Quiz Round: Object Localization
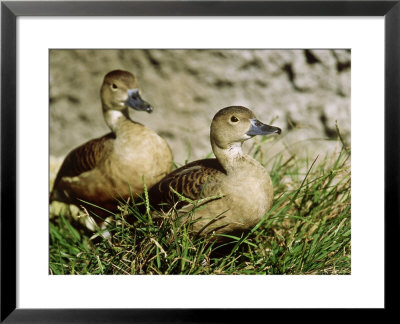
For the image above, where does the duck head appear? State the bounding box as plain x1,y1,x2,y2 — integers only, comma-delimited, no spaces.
101,70,153,113
210,106,281,150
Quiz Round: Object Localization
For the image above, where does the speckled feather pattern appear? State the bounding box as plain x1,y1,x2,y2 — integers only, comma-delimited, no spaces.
52,133,115,189
148,159,226,210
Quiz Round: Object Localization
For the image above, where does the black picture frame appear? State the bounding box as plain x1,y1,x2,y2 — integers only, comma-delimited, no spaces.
1,0,399,322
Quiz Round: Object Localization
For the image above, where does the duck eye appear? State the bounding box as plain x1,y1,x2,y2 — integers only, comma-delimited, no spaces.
230,116,239,123
111,83,118,90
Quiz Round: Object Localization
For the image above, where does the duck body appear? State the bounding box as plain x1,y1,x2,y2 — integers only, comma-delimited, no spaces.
52,122,172,212
149,155,273,235
148,106,280,237
50,70,173,221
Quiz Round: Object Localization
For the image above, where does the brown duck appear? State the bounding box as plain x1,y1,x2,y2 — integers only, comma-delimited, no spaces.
147,106,281,237
50,70,173,224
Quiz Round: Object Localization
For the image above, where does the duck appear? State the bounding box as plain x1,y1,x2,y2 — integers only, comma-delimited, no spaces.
50,70,173,226
147,106,281,238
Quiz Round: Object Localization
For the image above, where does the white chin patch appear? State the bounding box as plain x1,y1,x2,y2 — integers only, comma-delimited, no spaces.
227,143,243,157
106,110,124,124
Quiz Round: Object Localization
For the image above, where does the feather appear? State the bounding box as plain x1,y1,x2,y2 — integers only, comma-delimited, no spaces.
148,159,225,210
51,133,115,193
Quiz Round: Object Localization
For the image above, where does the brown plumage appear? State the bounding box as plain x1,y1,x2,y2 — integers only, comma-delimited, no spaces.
50,70,173,224
52,133,114,184
148,159,225,210
147,106,281,237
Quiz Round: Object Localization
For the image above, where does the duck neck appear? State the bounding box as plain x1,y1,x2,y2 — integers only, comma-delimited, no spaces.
103,108,133,135
211,141,249,175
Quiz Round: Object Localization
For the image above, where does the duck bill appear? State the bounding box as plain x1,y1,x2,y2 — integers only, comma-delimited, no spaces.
126,89,153,113
246,119,281,136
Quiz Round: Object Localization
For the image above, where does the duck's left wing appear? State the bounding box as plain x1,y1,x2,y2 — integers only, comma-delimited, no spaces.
147,159,225,211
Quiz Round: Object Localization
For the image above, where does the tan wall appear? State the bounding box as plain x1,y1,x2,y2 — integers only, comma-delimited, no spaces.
50,49,350,166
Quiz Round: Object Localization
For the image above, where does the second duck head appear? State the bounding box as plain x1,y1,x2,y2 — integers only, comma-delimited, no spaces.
210,106,281,151
101,70,153,114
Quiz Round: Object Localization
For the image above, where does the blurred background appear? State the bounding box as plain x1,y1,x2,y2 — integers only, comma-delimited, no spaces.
49,49,350,175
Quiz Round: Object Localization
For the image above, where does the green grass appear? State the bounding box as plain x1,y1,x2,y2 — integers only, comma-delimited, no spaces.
49,139,351,275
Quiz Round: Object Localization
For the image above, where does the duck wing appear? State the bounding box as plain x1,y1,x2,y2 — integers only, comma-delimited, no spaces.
50,132,115,201
147,159,226,211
